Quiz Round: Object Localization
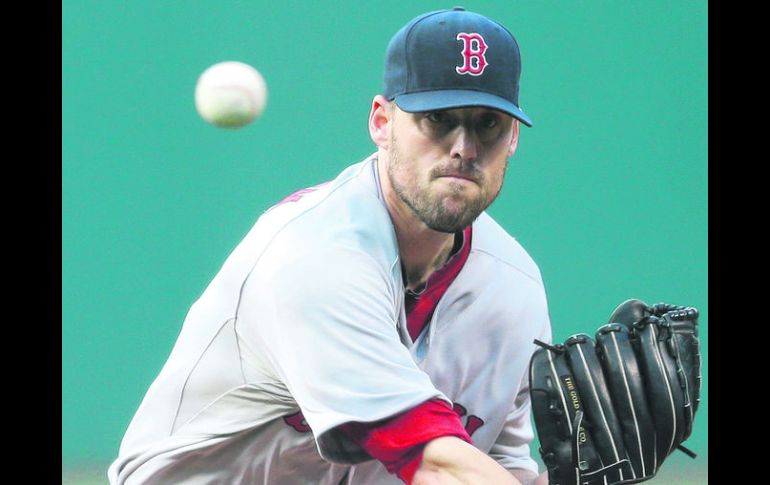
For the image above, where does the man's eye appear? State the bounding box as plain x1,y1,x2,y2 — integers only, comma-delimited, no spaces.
426,112,448,123
479,116,499,129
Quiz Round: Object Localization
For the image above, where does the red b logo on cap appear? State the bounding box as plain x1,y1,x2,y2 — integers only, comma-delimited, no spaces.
456,33,488,76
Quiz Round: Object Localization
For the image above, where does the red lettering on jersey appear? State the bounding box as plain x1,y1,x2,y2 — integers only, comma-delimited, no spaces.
283,411,311,433
268,182,330,212
456,33,488,76
464,415,485,436
451,402,485,437
452,402,468,416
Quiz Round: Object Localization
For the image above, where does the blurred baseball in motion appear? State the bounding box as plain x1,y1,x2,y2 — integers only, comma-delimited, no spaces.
195,61,267,128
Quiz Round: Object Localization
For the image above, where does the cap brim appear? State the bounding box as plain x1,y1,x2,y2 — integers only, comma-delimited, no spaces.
394,90,533,127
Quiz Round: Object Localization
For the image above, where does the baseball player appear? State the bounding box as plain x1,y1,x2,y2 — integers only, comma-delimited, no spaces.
109,8,550,485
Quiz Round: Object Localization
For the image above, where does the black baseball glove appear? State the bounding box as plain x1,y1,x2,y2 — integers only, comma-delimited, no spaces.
528,299,701,484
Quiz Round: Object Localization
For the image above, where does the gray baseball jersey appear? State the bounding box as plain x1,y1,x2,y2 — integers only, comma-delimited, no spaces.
108,154,552,484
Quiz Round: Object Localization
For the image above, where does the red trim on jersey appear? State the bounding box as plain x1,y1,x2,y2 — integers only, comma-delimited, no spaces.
338,226,475,482
406,226,473,341
339,398,471,483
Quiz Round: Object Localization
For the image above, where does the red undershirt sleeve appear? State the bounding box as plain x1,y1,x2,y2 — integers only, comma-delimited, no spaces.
338,398,472,484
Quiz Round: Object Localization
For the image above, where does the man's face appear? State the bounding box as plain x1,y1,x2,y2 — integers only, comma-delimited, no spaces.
386,104,518,233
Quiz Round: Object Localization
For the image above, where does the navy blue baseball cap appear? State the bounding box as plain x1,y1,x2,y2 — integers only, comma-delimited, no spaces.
383,7,532,127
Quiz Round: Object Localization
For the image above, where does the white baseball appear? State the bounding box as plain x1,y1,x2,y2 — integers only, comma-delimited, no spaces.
195,61,268,129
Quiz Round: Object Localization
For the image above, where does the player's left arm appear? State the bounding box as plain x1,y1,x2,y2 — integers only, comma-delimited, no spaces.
501,381,549,485
487,374,541,476
488,320,551,480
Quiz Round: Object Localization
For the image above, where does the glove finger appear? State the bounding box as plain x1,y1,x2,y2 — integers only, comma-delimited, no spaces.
614,301,702,445
564,334,633,484
658,309,702,442
633,316,687,464
530,345,603,485
606,299,652,330
595,324,657,480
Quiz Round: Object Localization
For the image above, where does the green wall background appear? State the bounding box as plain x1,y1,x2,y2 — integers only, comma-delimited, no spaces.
62,0,707,479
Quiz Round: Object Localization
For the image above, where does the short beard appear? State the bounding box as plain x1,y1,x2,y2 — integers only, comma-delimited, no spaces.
387,133,504,233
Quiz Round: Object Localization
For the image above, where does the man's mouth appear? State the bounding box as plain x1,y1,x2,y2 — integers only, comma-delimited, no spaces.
438,173,477,183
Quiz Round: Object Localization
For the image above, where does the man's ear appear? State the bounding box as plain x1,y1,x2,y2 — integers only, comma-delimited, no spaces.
369,95,392,149
508,119,520,157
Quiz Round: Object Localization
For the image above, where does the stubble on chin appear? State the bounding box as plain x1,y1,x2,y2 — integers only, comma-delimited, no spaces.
386,137,503,233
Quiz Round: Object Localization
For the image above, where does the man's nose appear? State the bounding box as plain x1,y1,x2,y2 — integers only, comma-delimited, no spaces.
450,127,478,162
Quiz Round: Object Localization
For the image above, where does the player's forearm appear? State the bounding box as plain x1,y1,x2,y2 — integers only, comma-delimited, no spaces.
412,437,521,485
510,469,548,485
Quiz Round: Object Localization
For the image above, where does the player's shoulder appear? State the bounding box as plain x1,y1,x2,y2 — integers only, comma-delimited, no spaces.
254,154,398,268
471,212,544,286
261,155,378,221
